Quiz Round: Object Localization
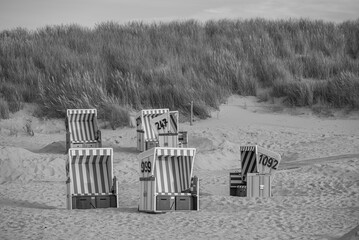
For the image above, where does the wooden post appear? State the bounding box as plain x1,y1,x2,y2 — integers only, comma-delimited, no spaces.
190,101,193,126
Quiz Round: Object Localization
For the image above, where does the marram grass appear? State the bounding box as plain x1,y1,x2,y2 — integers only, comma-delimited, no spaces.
0,18,358,124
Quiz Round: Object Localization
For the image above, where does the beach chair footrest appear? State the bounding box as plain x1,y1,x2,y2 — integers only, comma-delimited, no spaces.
156,195,195,211
71,195,117,209
156,195,176,211
175,195,193,210
230,183,247,197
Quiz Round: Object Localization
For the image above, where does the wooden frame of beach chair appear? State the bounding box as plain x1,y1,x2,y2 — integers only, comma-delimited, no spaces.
138,147,199,213
229,145,281,197
65,109,102,153
66,148,119,210
136,109,188,151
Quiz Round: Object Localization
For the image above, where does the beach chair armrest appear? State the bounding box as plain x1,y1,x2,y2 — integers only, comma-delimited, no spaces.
111,176,118,194
96,130,102,142
190,176,199,195
181,188,192,193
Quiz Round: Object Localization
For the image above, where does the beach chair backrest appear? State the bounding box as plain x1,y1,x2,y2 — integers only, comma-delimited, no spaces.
154,148,195,193
68,148,113,195
138,109,169,141
240,146,258,179
67,109,98,143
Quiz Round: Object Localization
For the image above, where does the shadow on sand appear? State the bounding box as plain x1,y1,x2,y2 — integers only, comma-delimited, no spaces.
0,198,57,209
30,141,66,154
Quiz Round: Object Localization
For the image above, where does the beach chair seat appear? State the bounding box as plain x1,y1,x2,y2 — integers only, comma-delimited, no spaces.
66,148,118,209
65,109,102,153
139,147,199,212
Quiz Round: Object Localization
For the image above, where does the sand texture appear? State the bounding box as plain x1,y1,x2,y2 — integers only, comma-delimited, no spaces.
0,96,358,240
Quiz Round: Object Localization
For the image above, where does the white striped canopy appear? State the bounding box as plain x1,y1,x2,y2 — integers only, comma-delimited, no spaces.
137,109,169,141
156,148,195,157
154,148,195,193
68,148,113,195
67,109,98,143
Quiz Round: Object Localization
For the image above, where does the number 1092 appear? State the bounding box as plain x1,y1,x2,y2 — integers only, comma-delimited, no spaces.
258,154,279,170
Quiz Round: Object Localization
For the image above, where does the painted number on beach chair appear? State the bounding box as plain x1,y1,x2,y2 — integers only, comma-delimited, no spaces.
258,154,279,170
141,161,152,173
154,119,168,131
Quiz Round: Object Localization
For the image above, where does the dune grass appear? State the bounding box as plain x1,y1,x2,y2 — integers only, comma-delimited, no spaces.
0,18,358,124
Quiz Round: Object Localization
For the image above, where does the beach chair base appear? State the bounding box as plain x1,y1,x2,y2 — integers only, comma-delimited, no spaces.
178,131,188,148
230,184,247,197
66,142,102,153
155,194,197,211
230,172,246,197
229,172,272,197
246,173,271,198
71,195,117,209
156,195,176,211
175,196,193,210
71,142,101,148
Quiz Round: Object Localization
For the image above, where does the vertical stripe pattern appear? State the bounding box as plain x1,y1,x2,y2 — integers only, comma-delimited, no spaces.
155,155,193,193
158,134,179,148
139,179,155,211
138,147,197,212
241,146,258,177
138,109,169,142
69,148,112,195
246,173,271,198
67,109,98,143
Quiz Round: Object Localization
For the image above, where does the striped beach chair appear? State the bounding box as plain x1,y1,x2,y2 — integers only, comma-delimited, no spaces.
229,146,258,196
136,109,187,151
66,148,118,209
229,172,246,196
240,145,258,181
230,145,281,197
65,109,102,153
138,147,199,213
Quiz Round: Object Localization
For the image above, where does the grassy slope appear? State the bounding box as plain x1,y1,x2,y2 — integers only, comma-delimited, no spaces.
0,18,358,124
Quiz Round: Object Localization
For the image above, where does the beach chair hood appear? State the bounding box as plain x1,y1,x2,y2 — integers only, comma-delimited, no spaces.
66,148,118,209
65,109,102,152
138,147,198,212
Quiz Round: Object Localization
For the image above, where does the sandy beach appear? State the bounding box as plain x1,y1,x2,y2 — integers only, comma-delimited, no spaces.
0,95,358,240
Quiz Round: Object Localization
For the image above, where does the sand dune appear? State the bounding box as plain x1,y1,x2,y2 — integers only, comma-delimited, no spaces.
0,96,358,240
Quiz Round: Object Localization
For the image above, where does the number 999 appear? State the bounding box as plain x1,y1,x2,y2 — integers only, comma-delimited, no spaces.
141,161,151,173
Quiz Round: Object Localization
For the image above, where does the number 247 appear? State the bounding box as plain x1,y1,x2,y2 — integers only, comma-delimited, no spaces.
155,119,168,130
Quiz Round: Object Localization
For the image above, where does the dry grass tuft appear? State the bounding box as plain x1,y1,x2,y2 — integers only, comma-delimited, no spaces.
1,19,359,124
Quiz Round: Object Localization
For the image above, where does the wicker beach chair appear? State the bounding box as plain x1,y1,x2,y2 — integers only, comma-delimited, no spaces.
136,109,187,151
138,147,199,213
65,109,101,153
66,148,118,209
230,145,281,197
